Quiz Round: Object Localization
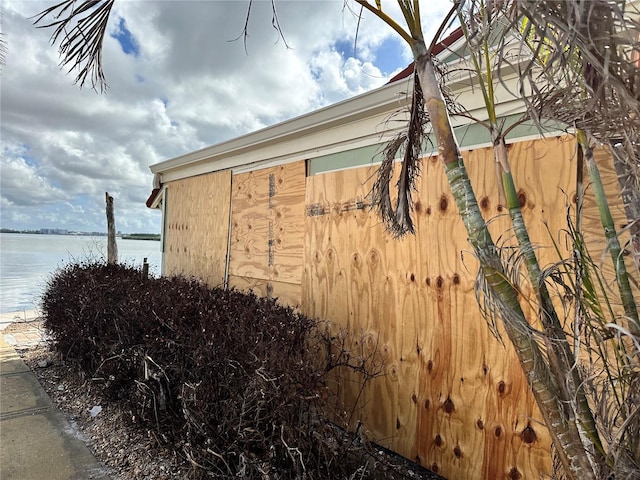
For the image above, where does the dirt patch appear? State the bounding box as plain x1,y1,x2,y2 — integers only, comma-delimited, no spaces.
20,342,190,479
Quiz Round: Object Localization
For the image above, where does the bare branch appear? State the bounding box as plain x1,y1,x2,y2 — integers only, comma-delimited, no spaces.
232,0,291,53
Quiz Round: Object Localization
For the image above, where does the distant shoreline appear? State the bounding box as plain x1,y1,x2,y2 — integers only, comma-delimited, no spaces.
1,230,160,241
121,234,161,241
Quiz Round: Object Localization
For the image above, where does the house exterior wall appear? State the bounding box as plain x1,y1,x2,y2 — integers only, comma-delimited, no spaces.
158,131,636,480
303,137,581,479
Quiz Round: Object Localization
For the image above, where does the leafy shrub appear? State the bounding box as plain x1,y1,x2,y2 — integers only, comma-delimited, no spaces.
41,262,427,479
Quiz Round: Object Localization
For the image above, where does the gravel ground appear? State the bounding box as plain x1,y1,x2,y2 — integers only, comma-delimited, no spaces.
6,320,444,480
6,320,186,479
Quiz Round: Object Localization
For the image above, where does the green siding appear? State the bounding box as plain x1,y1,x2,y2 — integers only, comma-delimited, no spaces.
309,115,566,175
308,144,385,176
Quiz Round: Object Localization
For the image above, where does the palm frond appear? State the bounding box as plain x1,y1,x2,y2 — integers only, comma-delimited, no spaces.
370,71,429,237
501,0,640,272
514,1,640,172
0,12,7,70
543,203,640,476
33,0,115,92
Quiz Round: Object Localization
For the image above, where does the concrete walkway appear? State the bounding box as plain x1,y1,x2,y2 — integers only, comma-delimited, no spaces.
0,310,42,332
0,312,110,480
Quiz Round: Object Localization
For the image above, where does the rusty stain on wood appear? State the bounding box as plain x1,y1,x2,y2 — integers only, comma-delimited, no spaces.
306,198,370,217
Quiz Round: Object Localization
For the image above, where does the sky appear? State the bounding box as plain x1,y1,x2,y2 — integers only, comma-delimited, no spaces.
1,0,452,234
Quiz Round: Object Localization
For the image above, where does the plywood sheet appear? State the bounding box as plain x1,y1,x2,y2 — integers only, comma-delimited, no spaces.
164,170,231,287
160,134,636,480
301,138,591,480
228,161,306,307
227,274,302,309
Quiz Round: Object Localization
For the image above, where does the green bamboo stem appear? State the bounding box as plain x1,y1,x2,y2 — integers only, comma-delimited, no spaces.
493,135,605,466
359,3,599,477
576,130,640,338
461,13,605,464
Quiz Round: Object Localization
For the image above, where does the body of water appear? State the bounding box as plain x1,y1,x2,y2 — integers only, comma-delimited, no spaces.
0,233,162,314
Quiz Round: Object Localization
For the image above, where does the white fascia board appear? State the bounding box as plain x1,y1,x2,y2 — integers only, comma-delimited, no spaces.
155,83,533,184
150,78,413,180
158,111,408,182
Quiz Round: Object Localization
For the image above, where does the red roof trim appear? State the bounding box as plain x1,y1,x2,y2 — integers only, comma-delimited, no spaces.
146,187,161,208
386,26,464,84
387,63,415,83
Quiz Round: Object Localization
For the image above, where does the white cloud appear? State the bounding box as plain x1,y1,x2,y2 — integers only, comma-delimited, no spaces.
1,0,449,233
0,155,72,206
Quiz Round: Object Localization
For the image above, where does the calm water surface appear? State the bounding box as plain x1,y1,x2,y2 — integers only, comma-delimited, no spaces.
0,233,162,313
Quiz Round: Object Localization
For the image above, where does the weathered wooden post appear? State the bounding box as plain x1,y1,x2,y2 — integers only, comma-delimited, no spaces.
105,192,118,264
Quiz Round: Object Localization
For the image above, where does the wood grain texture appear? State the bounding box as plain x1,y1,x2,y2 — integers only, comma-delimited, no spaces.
164,170,232,286
162,134,636,480
227,275,302,309
301,138,593,480
228,161,306,306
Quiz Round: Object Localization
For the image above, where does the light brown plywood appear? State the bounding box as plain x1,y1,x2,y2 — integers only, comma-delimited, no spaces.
301,136,631,480
164,170,232,287
227,274,302,309
228,161,306,306
160,133,635,480
301,138,590,480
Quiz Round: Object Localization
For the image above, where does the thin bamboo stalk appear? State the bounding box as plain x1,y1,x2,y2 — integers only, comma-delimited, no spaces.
576,130,640,338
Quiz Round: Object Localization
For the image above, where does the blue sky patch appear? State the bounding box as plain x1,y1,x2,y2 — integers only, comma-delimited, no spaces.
310,65,322,82
373,37,408,74
111,18,140,57
23,153,39,168
334,38,356,59
333,37,408,74
10,144,37,167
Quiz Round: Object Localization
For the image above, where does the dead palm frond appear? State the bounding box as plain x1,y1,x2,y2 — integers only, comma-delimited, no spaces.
370,72,429,237
487,0,640,363
359,1,599,475
0,12,7,70
33,0,115,92
454,6,608,472
545,206,640,478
